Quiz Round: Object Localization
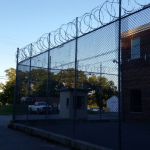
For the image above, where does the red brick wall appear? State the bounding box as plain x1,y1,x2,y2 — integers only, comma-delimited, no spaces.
122,29,150,121
33,97,59,109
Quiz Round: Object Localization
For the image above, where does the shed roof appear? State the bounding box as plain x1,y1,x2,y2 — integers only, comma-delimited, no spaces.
107,96,118,102
57,88,91,92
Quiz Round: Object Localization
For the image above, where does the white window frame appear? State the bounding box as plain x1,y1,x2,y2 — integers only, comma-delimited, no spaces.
131,37,140,59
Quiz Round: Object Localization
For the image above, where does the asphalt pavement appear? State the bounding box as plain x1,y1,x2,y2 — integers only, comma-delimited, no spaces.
15,113,118,120
0,115,71,150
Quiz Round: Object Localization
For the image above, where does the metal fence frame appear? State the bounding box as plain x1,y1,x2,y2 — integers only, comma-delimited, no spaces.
13,1,150,149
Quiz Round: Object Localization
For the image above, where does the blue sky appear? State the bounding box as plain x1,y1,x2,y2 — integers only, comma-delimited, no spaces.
0,0,106,83
0,0,149,84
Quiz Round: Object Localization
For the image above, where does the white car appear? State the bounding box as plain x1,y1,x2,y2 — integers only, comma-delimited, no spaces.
21,97,33,102
28,102,52,114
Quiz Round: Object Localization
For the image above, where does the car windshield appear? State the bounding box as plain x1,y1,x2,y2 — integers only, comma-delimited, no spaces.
26,98,33,101
38,103,46,105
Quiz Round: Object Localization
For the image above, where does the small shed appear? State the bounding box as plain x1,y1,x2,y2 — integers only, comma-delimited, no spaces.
106,96,118,112
57,88,89,119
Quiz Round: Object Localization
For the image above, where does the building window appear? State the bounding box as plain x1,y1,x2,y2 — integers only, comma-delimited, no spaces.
73,96,85,109
131,89,142,112
131,37,140,59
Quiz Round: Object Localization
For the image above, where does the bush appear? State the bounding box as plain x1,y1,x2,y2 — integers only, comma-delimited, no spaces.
103,107,110,112
0,105,13,115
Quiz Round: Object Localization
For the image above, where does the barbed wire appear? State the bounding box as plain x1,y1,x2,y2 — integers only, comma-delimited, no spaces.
18,0,149,62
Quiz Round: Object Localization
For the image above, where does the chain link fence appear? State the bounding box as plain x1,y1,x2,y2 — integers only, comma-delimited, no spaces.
13,1,150,149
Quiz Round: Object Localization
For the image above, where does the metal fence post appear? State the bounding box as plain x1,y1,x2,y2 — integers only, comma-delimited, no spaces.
118,0,122,150
27,44,32,122
46,33,51,125
73,17,78,138
28,44,32,97
13,48,19,122
99,63,102,120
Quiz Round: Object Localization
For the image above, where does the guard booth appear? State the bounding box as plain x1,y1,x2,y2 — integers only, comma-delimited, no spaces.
57,88,89,119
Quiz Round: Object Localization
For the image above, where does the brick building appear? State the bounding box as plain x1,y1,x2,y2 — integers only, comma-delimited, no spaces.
121,23,150,121
33,97,59,110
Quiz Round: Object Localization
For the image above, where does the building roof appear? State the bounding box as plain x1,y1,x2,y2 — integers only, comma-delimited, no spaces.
121,22,150,38
57,88,91,92
107,96,118,102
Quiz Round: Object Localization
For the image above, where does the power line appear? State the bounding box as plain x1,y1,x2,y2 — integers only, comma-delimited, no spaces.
0,76,7,78
0,35,27,43
0,78,8,80
0,36,27,47
0,51,14,56
0,39,20,46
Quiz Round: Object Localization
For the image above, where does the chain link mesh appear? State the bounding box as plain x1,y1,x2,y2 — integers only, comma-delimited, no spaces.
13,3,150,150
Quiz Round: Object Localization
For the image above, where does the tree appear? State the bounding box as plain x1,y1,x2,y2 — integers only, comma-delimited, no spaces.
5,68,16,82
0,80,15,104
0,67,117,106
85,74,117,108
56,68,88,89
31,69,64,97
0,68,16,104
16,68,64,97
0,83,4,90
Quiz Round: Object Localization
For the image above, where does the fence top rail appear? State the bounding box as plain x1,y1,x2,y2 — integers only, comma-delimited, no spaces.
17,0,149,62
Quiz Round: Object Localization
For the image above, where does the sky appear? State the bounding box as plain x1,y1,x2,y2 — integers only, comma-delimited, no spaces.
0,0,107,84
0,0,149,84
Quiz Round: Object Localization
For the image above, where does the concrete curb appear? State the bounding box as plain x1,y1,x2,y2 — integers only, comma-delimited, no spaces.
12,123,112,150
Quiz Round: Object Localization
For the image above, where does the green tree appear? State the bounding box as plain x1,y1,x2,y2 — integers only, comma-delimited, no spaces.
0,67,117,106
85,74,117,108
0,83,4,90
56,69,117,107
1,80,15,104
31,69,64,97
0,68,16,104
5,68,16,82
56,68,88,89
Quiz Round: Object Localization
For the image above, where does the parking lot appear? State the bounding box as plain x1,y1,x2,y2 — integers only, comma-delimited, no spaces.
25,121,150,150
0,115,71,150
14,113,118,120
14,113,150,150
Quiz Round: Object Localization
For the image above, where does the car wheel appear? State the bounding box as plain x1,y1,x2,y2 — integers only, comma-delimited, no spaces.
37,109,40,115
29,108,32,114
45,111,48,115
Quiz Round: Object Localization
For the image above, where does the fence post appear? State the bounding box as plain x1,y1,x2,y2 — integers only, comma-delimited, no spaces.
27,44,32,122
73,17,78,138
118,0,122,150
28,44,32,97
46,33,51,123
99,63,102,120
13,48,19,122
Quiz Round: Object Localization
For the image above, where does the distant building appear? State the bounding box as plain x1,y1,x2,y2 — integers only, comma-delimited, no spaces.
121,23,150,121
57,88,89,119
106,96,118,112
32,97,59,110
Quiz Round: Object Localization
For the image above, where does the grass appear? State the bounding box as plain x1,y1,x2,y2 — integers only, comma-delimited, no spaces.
0,104,28,115
0,105,13,115
0,104,59,115
15,105,28,115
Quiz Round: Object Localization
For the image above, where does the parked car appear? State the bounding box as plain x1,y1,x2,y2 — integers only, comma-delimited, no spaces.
21,97,33,104
28,102,52,114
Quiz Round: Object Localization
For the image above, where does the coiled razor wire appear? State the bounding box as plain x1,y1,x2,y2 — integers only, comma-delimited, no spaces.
18,0,149,62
